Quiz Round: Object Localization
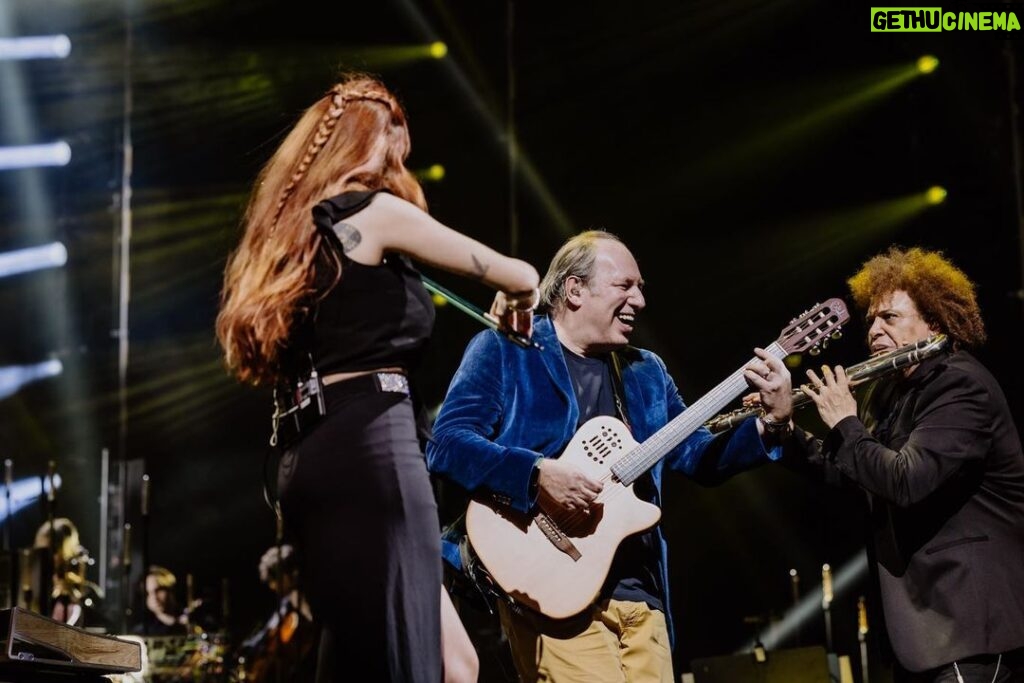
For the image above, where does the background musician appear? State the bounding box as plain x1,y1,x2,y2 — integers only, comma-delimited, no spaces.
30,517,102,627
789,246,1024,683
426,230,794,682
238,544,316,682
133,565,189,636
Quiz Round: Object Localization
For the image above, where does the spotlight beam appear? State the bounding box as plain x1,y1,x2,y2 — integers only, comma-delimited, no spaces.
0,141,71,170
0,242,68,278
736,550,869,652
0,35,71,61
0,359,64,400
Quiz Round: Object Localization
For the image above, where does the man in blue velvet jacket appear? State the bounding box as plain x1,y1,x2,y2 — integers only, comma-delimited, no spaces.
427,230,794,682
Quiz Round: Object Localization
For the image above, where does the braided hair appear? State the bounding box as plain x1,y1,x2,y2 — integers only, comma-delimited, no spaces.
217,74,426,385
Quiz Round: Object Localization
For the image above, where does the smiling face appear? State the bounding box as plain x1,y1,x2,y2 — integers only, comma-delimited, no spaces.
564,239,646,354
866,289,937,356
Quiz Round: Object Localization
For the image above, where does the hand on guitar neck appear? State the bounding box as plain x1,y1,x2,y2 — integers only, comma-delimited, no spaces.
742,346,795,437
536,458,604,514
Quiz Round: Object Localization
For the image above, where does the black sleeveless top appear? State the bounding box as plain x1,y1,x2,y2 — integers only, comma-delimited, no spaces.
303,190,435,374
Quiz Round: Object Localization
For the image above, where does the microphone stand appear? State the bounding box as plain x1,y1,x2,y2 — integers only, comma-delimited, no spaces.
3,460,12,609
185,573,194,634
122,522,132,633
789,568,801,646
45,461,57,617
274,508,286,683
3,460,11,554
858,596,870,683
821,563,834,653
140,474,150,635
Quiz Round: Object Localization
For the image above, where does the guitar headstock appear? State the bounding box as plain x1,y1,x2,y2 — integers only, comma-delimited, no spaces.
777,298,850,356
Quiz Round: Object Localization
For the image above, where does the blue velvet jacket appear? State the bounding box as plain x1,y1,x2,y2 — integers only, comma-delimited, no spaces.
427,316,779,641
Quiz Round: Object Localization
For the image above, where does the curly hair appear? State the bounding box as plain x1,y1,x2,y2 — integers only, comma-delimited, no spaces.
217,73,427,385
847,246,986,349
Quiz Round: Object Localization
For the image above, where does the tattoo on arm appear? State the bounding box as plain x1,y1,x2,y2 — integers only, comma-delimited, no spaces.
333,222,362,253
471,253,490,281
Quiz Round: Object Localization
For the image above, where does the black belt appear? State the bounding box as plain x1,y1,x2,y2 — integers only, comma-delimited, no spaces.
272,371,410,449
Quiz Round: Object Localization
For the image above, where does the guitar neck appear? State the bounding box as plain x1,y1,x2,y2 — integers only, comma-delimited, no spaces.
611,341,788,485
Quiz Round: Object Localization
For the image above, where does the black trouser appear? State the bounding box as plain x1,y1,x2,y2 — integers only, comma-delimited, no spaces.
279,380,442,683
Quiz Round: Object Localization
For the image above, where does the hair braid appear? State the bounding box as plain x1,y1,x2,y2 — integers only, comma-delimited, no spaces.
271,86,349,230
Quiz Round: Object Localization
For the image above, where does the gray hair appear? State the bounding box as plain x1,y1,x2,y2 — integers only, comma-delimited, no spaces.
539,230,623,314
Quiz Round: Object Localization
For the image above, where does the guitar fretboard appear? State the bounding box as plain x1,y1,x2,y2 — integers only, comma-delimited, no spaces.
611,341,787,485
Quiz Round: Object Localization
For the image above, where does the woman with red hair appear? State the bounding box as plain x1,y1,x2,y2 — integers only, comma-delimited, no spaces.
218,73,538,682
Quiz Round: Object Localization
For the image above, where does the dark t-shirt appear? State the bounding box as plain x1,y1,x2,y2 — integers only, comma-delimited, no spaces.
560,345,664,612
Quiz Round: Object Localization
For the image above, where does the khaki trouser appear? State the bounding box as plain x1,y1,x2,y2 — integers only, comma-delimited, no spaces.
498,599,674,683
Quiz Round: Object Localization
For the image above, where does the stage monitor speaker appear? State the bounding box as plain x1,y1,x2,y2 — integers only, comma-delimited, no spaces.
691,645,832,683
0,607,141,676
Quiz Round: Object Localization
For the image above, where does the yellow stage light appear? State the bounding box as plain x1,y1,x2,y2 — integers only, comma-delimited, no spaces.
917,55,939,74
415,164,446,182
430,42,448,59
926,186,947,204
431,293,448,307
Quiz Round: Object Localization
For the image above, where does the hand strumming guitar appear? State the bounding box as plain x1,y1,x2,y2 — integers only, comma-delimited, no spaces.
536,458,604,513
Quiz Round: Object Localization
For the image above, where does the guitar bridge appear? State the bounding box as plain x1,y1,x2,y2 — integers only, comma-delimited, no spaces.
535,511,582,561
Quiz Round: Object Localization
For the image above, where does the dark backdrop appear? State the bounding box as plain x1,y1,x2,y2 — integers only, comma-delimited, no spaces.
1,1,1021,680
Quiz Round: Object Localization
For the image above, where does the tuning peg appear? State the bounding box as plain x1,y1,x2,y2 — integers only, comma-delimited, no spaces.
831,330,843,341
821,339,830,350
809,346,821,356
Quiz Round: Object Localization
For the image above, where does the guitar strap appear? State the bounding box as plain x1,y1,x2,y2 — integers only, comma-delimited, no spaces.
609,351,633,434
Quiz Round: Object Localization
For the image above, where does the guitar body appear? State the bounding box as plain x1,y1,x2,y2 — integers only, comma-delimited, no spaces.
466,416,661,619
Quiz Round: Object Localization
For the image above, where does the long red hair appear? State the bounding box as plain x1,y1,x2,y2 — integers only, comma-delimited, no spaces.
217,74,427,385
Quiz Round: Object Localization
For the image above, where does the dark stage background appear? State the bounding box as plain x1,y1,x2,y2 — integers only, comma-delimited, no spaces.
1,1,1022,681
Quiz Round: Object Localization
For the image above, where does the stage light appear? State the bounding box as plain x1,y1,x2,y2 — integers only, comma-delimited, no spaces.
425,164,445,181
0,35,71,61
431,293,448,307
0,141,71,170
430,41,448,59
0,474,64,520
925,185,947,204
0,359,64,400
917,55,939,74
0,241,68,279
415,164,446,182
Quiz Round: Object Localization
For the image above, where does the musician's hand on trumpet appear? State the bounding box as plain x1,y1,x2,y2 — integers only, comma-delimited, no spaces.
802,365,857,429
743,348,794,438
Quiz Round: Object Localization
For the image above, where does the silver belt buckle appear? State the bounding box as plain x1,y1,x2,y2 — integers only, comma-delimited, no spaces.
376,372,410,395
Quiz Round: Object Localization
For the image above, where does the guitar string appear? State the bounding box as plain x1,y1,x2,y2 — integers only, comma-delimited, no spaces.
551,343,788,530
532,304,846,532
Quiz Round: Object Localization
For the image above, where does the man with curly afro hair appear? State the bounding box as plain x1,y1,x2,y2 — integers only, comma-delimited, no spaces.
792,246,1024,683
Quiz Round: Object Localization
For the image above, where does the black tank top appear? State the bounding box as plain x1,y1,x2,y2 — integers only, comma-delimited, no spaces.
303,191,435,374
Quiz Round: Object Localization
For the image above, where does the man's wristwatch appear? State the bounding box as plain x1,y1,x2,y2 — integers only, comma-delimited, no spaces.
759,412,793,437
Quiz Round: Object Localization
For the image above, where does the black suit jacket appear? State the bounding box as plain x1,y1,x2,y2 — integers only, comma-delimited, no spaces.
791,350,1024,672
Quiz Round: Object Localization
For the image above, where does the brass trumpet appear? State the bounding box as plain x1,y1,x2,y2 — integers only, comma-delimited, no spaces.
704,334,950,433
